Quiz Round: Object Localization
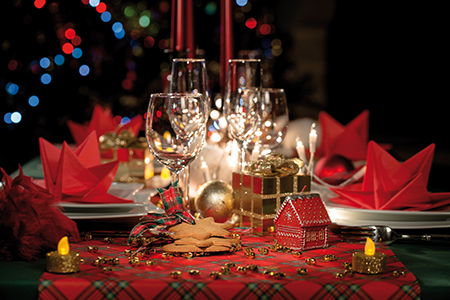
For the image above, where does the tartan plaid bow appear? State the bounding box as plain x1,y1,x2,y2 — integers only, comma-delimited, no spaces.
128,181,195,244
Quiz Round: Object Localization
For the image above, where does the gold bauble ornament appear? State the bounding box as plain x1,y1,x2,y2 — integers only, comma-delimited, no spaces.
194,180,234,223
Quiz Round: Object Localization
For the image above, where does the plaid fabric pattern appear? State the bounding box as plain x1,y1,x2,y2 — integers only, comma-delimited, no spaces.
128,181,195,243
38,231,420,300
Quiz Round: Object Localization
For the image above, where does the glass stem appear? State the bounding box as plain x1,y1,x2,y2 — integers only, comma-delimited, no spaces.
184,166,190,212
171,171,179,188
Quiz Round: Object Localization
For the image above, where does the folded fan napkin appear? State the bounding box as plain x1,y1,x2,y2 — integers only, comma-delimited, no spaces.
67,105,143,145
329,141,450,210
318,110,369,161
39,131,134,204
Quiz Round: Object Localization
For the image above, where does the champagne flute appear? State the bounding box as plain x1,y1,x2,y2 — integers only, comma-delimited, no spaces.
169,58,210,200
248,88,289,158
146,93,206,205
223,59,262,171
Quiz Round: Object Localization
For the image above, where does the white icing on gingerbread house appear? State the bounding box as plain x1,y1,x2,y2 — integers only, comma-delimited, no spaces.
273,193,331,251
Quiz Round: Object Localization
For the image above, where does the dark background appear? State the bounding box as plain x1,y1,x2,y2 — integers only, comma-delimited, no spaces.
1,0,449,191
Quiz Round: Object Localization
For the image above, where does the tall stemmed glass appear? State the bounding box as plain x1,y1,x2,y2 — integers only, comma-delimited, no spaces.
146,93,206,207
223,59,262,171
169,58,210,200
170,58,210,114
248,88,289,157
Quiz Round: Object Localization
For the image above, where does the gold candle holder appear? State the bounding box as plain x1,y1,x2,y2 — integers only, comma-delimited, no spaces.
352,238,386,274
46,237,81,274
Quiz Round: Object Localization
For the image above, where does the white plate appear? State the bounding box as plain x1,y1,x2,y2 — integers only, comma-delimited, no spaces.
64,204,164,220
312,183,450,229
59,183,158,214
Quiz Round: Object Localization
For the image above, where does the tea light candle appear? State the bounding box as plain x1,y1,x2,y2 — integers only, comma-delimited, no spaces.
352,238,386,274
46,237,81,274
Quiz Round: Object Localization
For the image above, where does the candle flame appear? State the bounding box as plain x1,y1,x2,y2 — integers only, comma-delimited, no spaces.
57,236,70,255
161,167,171,180
364,237,375,256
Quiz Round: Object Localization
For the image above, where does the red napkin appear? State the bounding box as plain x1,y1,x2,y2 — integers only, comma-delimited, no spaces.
329,141,450,210
317,110,369,161
67,105,143,145
39,131,134,204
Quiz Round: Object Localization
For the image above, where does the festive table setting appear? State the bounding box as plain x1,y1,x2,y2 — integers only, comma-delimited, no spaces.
2,3,450,300
2,79,450,300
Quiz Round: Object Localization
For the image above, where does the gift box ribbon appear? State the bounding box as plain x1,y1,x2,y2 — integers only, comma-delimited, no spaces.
244,153,303,176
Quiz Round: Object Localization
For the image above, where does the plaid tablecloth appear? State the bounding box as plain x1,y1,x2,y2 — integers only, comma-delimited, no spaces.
38,230,420,300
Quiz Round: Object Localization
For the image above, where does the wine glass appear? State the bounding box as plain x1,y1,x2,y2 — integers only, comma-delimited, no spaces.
223,59,262,171
146,93,206,203
170,58,210,116
169,58,210,200
248,88,289,158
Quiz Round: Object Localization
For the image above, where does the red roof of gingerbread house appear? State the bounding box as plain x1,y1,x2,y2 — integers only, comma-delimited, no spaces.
274,193,331,227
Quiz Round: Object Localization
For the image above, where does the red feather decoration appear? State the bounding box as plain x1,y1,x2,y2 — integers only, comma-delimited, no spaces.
0,166,80,261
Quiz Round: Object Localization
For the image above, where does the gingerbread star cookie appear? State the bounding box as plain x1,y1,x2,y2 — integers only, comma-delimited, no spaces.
168,217,233,240
162,217,240,254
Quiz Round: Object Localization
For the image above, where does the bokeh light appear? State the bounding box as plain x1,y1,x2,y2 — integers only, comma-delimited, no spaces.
41,73,52,84
139,15,150,27
115,30,125,39
8,60,18,71
236,0,248,7
62,43,74,54
6,83,19,95
39,57,51,68
205,2,217,15
79,65,90,76
95,2,107,13
100,11,111,22
72,48,83,58
89,0,100,7
11,112,22,124
4,113,12,124
54,54,65,65
65,28,76,39
30,61,40,74
121,117,131,125
245,18,257,29
34,0,46,9
72,35,82,46
124,6,135,17
28,95,39,107
259,23,271,35
143,36,155,48
112,22,123,33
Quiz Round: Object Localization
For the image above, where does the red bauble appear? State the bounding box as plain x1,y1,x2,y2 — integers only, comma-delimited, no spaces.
315,155,354,185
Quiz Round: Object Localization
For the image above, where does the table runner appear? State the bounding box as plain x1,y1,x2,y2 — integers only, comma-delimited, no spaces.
38,231,420,300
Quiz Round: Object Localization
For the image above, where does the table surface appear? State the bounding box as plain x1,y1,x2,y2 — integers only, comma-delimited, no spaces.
2,157,450,299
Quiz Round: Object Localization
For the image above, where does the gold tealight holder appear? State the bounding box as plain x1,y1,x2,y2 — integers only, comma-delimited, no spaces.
352,238,386,274
46,237,81,274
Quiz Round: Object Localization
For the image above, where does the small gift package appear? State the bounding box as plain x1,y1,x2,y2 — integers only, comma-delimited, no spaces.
232,154,311,235
67,105,150,184
99,131,152,184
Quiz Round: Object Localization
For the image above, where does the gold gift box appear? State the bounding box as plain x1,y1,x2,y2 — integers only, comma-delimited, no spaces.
232,172,311,235
99,134,153,184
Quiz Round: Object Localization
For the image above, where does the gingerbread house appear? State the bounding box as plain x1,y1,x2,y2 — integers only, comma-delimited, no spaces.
274,193,331,251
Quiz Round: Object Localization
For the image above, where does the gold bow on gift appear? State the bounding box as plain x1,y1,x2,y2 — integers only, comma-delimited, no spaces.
244,153,304,176
99,130,147,150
